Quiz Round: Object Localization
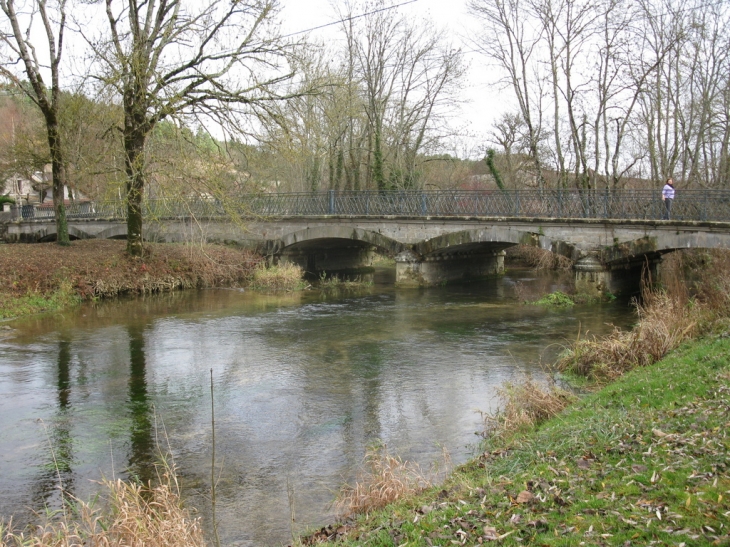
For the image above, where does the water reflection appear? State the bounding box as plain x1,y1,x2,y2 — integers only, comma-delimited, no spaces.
28,337,76,512
127,324,154,485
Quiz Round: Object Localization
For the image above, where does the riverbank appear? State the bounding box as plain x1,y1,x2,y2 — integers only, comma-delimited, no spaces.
0,240,264,320
300,333,730,546
295,250,730,546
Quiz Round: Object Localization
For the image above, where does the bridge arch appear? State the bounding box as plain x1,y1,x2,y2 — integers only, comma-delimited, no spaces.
96,225,129,240
601,233,730,267
36,225,94,242
275,226,406,274
279,225,406,255
414,226,541,258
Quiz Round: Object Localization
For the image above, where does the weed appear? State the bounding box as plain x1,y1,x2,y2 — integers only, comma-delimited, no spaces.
318,272,373,292
482,375,576,440
506,245,573,271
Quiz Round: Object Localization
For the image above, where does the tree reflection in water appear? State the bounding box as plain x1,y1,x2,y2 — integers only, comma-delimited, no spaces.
126,324,155,486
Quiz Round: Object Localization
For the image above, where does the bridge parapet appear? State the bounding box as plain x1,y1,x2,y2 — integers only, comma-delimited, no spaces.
5,189,730,223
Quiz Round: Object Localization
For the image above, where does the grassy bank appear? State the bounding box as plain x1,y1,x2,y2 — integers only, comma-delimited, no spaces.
300,336,730,546
297,250,730,545
0,240,269,320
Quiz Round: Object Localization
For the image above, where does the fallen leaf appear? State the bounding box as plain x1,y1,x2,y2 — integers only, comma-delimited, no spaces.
516,491,535,504
483,526,499,540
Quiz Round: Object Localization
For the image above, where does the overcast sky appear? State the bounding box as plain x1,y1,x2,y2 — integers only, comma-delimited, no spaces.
279,0,505,157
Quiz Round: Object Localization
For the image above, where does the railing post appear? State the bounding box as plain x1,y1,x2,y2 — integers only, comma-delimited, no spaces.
421,192,427,215
557,187,562,218
328,189,335,215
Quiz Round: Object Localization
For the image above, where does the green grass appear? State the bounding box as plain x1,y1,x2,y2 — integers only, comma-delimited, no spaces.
0,282,81,320
300,335,730,545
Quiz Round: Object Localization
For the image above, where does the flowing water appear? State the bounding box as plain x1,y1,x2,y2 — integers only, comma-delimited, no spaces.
0,267,635,545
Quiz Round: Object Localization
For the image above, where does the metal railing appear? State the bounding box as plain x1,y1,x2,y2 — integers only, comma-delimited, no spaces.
10,189,730,222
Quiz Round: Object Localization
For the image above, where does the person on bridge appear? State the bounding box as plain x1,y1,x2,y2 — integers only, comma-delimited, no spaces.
662,178,675,220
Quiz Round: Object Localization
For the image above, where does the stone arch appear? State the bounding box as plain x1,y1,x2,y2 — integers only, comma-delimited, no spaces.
36,225,93,242
96,225,129,240
273,225,407,274
414,226,541,258
278,225,406,256
601,233,730,267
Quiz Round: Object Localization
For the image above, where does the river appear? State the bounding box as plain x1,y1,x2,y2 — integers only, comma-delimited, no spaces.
0,266,635,546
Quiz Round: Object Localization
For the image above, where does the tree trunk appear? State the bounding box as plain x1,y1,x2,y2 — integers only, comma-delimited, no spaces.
125,130,146,257
47,120,70,245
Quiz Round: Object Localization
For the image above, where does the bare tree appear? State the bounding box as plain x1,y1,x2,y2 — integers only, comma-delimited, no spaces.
0,0,70,244
488,111,532,187
342,0,464,190
469,0,548,187
83,0,298,256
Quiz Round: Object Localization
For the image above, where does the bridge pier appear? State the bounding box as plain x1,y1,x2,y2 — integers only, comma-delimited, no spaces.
574,254,611,297
395,249,505,287
574,253,659,297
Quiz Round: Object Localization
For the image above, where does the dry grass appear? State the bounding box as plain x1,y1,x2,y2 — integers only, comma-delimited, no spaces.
556,292,696,383
249,262,306,291
482,376,577,440
335,445,440,518
556,249,730,383
0,464,205,547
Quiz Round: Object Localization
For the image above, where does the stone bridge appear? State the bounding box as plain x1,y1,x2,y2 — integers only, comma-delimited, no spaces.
5,213,730,295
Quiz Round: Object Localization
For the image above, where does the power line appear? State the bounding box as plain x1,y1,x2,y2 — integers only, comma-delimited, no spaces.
281,0,420,38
